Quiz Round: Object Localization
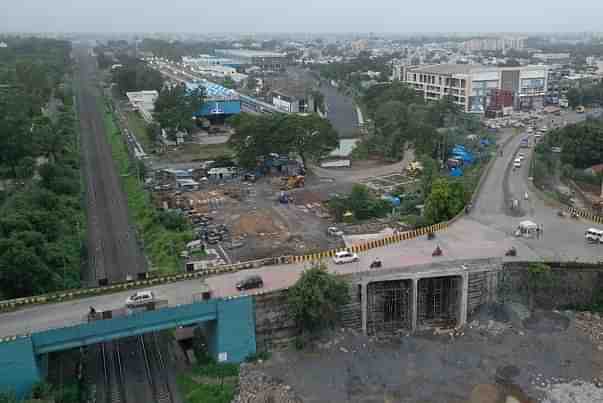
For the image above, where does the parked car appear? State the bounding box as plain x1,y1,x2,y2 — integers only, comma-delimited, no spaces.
236,275,264,291
327,227,344,237
333,251,359,264
125,291,155,308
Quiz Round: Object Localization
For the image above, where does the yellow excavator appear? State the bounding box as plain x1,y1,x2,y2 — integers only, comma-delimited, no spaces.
280,175,305,190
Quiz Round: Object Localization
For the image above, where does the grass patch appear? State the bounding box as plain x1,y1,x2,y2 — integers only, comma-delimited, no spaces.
125,111,154,152
102,100,192,273
178,363,239,403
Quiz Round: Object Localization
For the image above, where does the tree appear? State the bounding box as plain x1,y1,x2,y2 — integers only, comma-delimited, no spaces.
154,84,205,137
288,263,350,335
423,177,466,224
113,62,164,94
228,113,338,168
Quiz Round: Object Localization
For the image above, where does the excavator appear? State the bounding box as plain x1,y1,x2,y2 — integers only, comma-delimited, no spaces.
280,175,305,190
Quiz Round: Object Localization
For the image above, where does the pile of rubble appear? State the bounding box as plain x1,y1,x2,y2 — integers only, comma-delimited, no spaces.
539,380,603,403
232,363,302,403
468,319,515,336
574,311,603,350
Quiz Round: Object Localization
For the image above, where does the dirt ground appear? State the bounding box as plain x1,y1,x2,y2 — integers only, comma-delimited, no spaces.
257,309,603,403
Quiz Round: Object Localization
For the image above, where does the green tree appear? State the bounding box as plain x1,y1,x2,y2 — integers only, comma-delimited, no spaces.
154,84,205,137
112,62,164,94
423,177,466,224
288,263,350,335
228,113,338,168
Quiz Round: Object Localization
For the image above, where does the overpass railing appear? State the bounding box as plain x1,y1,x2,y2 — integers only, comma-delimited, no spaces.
0,221,451,312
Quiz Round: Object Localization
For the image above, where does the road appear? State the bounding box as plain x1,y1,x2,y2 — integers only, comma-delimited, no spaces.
0,110,599,339
469,110,600,261
75,46,147,285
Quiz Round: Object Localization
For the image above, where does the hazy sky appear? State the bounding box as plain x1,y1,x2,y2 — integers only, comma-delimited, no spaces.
2,0,603,33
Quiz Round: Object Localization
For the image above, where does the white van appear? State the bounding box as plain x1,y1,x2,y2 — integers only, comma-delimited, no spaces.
585,228,603,243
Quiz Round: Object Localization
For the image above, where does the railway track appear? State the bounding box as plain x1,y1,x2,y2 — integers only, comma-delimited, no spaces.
100,342,126,403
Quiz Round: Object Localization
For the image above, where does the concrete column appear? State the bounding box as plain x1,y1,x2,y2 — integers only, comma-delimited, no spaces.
361,282,368,335
459,273,469,327
411,278,418,332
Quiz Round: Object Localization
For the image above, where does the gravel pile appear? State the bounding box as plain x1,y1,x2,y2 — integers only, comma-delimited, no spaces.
539,380,603,403
575,311,603,349
232,363,303,403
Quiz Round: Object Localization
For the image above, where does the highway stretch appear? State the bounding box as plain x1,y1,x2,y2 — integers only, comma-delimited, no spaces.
0,110,601,340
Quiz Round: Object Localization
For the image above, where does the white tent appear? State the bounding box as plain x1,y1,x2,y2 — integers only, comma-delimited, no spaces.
519,220,538,231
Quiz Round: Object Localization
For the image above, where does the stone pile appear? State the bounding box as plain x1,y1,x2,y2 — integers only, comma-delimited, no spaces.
468,319,514,336
574,311,603,349
232,363,302,403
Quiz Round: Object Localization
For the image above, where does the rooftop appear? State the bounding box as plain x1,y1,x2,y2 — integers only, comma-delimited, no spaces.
185,80,238,100
408,64,480,75
216,49,286,58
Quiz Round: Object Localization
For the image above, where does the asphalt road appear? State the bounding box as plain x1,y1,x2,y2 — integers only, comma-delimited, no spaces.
0,110,599,339
75,46,147,285
469,110,601,261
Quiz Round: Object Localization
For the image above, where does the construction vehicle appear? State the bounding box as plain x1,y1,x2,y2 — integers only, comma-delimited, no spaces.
405,161,423,177
280,175,305,190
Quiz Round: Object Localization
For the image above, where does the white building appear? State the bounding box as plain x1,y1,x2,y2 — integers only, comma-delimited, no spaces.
401,64,548,113
126,90,159,122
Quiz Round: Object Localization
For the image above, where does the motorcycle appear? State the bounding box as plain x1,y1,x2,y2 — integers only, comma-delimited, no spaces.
427,232,436,240
370,259,382,269
432,246,443,257
505,247,517,257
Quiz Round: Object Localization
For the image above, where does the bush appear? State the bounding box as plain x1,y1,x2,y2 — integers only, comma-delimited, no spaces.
288,263,350,335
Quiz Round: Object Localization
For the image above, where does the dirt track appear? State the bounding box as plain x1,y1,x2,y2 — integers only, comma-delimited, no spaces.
74,46,146,285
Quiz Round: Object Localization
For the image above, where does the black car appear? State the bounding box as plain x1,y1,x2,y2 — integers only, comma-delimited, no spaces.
236,275,263,291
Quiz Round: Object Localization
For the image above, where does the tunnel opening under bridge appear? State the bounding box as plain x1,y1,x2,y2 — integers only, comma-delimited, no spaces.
417,276,461,329
367,280,412,335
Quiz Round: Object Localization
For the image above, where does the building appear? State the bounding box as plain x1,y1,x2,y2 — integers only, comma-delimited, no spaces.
463,37,527,52
533,53,571,64
126,90,159,122
401,64,547,113
214,49,287,71
0,42,8,49
185,80,241,120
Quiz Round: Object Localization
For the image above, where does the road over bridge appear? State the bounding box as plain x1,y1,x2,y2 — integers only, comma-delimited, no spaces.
0,112,599,340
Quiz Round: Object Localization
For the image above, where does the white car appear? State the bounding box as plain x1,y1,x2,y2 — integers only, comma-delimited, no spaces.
125,291,155,308
333,251,359,264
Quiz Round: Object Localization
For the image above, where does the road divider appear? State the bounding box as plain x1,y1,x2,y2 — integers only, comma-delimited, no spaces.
564,206,603,225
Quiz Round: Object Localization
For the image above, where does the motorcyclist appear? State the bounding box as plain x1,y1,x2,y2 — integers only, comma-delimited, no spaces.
370,258,382,268
432,245,442,256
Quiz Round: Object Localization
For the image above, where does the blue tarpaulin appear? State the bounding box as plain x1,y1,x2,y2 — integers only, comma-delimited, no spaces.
450,167,464,177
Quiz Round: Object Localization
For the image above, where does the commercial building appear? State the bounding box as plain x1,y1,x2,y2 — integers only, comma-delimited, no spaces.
126,90,159,122
214,49,287,71
401,64,547,113
462,37,527,52
185,80,241,119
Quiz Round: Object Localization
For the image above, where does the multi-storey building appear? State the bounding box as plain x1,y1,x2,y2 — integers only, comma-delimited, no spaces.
214,49,287,71
401,64,548,113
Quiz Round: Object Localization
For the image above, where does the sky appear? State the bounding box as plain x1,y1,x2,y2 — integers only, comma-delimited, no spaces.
2,0,603,33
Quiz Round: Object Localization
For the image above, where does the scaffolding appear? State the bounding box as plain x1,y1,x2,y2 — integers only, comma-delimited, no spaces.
418,276,461,328
367,280,412,334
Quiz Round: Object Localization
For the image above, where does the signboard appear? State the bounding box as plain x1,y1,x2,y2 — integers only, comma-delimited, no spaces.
218,352,228,362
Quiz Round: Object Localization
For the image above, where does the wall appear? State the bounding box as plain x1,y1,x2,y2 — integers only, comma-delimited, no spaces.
253,290,296,351
499,262,603,309
0,337,40,398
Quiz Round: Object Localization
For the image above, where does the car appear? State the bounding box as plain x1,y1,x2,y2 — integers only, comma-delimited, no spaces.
333,251,359,264
327,227,344,237
513,161,521,168
236,275,264,291
125,291,155,308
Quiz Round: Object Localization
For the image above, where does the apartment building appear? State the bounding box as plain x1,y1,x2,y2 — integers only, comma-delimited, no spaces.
401,64,547,113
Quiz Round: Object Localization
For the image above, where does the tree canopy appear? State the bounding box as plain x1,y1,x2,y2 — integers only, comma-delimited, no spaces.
424,178,466,224
288,263,350,334
112,61,164,95
0,37,83,299
542,119,603,169
153,84,205,137
359,82,464,161
228,113,338,168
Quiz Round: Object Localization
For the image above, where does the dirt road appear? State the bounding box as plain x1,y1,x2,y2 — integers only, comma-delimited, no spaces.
74,46,147,285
